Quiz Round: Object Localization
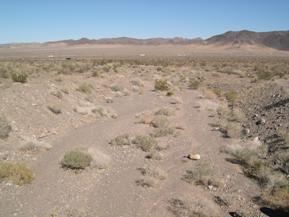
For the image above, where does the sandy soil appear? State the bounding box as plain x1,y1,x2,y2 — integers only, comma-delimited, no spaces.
0,89,264,217
2,56,287,217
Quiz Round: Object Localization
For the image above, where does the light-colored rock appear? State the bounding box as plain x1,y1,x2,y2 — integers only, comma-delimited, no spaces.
252,136,262,147
74,106,96,115
88,148,111,169
188,154,201,160
105,97,113,103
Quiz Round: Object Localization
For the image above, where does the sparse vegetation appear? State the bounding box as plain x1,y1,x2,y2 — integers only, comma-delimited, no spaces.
150,115,169,128
182,163,217,187
188,78,201,90
11,71,27,83
135,177,159,188
0,162,34,185
152,126,175,138
0,116,12,139
61,150,92,170
224,90,238,105
168,198,209,217
132,135,157,152
154,79,170,91
154,108,174,116
111,85,122,92
229,147,289,211
77,83,93,94
137,166,167,180
110,134,131,146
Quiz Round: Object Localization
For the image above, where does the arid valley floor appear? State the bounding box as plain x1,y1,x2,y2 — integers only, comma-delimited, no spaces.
1,46,289,217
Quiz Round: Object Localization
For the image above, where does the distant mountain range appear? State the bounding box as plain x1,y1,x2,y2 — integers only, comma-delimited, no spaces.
206,30,289,50
2,30,289,51
45,37,204,46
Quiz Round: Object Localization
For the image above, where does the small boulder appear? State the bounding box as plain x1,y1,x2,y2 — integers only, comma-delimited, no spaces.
187,154,201,160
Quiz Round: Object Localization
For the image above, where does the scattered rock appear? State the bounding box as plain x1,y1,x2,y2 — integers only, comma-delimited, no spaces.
105,97,113,103
214,196,229,207
187,154,201,160
74,106,96,115
229,211,246,217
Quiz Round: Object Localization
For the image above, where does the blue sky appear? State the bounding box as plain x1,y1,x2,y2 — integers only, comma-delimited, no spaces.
1,0,289,43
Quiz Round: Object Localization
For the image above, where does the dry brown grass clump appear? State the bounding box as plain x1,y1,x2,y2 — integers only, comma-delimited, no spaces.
229,147,289,211
224,90,238,105
77,83,93,94
154,79,170,91
137,166,167,180
11,71,27,83
188,78,201,90
136,165,167,188
110,134,131,146
168,198,210,217
132,135,157,152
0,162,34,185
154,108,174,116
152,127,175,138
0,116,12,139
215,105,246,139
182,163,219,187
150,115,169,128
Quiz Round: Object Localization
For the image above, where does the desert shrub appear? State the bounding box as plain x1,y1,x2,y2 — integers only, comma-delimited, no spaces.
137,166,167,180
224,122,242,138
61,150,92,170
110,134,131,146
152,127,175,138
273,151,289,175
278,129,289,145
255,67,274,80
77,83,93,94
229,108,246,123
111,85,122,92
216,105,231,118
150,116,169,128
47,105,62,114
211,88,222,97
0,116,12,139
262,185,289,211
230,148,271,186
229,146,289,210
0,162,34,185
182,163,216,187
154,79,170,91
132,135,157,152
154,108,174,116
91,71,99,77
225,91,238,105
135,177,159,188
168,199,208,217
11,71,27,83
188,79,201,90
